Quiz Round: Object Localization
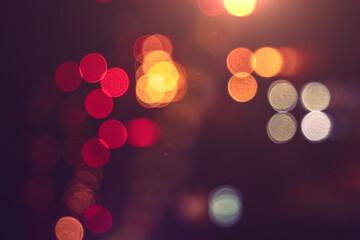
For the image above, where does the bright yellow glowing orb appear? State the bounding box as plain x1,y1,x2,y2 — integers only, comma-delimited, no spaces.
223,0,257,17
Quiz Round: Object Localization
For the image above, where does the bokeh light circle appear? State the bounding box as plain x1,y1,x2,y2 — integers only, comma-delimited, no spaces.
55,62,82,92
226,48,256,76
254,47,283,78
228,75,257,102
127,118,160,147
55,216,84,240
84,205,113,234
267,113,297,144
209,185,243,227
82,138,110,167
301,82,331,111
268,80,298,112
79,53,107,83
85,89,113,119
301,111,332,142
101,67,129,97
223,0,257,17
98,119,127,149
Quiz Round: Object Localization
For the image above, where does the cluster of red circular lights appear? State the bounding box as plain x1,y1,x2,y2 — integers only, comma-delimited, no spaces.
197,0,258,17
54,53,160,239
134,34,187,108
226,46,302,103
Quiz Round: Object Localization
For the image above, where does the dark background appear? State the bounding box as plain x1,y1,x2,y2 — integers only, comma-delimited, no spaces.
3,0,360,239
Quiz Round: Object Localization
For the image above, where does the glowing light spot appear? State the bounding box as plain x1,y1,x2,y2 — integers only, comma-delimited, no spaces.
301,111,332,142
133,35,150,62
127,118,160,147
268,80,298,112
98,119,127,149
226,48,256,76
197,0,225,16
82,138,110,167
254,47,283,78
100,67,129,97
85,89,113,119
142,35,173,57
278,47,302,77
227,75,257,102
267,113,297,144
223,0,257,17
79,53,107,83
55,217,84,240
84,205,112,234
55,62,82,92
177,191,208,225
301,82,331,111
67,191,94,216
143,50,172,65
209,186,243,228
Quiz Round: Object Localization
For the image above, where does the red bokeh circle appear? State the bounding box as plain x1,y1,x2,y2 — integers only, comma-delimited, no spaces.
127,118,160,147
98,119,127,149
101,67,129,97
85,89,113,119
55,62,82,92
84,205,113,234
82,138,110,167
79,53,107,83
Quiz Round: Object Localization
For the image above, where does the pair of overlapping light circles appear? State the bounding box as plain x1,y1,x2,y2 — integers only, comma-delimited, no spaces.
197,0,257,17
82,119,127,167
134,34,187,108
301,82,332,142
209,186,243,227
253,47,302,78
65,163,102,216
226,48,258,102
267,80,298,143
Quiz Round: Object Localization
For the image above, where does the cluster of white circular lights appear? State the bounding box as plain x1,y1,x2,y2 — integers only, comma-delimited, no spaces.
267,80,332,143
208,185,243,227
267,80,298,143
301,82,332,142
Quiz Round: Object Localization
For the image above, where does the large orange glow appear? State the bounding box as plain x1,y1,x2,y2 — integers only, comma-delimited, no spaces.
223,0,257,17
228,75,258,102
134,35,187,108
55,217,84,240
254,47,283,78
226,47,256,77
